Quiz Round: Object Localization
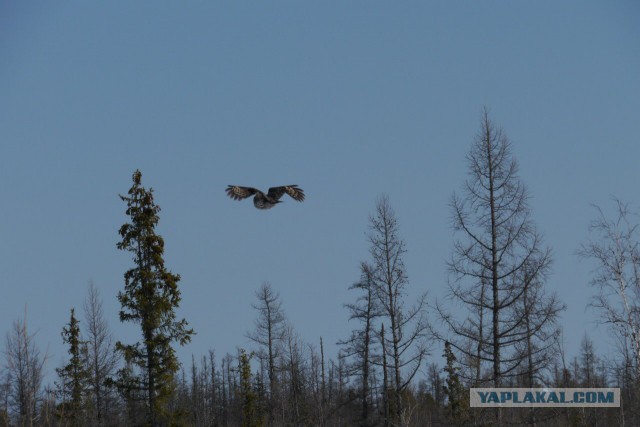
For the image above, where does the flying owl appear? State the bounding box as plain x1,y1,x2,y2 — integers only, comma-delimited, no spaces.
225,185,305,209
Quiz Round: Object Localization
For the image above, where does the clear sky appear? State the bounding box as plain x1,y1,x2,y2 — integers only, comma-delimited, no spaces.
1,2,639,379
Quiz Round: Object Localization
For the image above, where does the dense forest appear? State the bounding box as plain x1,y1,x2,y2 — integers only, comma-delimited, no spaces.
2,113,636,426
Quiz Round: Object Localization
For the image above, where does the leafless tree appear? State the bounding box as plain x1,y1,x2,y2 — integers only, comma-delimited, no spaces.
578,334,598,388
185,350,220,426
438,109,564,423
0,369,10,425
246,281,287,424
515,261,564,388
319,337,326,423
367,195,429,424
83,282,119,424
305,337,336,426
3,310,48,426
338,262,381,426
579,199,640,390
379,324,390,427
283,323,307,425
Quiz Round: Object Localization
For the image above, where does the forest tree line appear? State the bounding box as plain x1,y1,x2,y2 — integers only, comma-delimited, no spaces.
2,111,638,426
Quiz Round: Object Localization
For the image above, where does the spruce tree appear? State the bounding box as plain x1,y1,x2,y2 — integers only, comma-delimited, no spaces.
114,170,194,426
442,341,467,424
56,308,89,425
239,349,260,427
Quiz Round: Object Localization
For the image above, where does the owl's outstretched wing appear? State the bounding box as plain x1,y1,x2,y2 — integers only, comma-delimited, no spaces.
267,185,305,202
226,185,258,201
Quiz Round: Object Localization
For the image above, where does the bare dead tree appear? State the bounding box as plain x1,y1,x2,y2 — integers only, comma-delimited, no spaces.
380,324,389,427
437,108,564,423
515,261,564,388
338,262,381,427
83,282,119,425
184,350,219,426
0,369,9,425
208,350,217,425
306,337,329,425
279,323,308,425
579,199,640,389
4,310,48,426
367,195,429,424
320,337,326,423
188,355,208,426
308,341,322,425
246,281,286,424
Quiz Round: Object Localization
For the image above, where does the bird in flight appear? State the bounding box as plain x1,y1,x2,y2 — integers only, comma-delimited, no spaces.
226,185,305,210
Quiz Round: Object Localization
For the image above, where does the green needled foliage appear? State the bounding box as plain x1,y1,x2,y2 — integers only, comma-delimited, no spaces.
114,170,194,426
238,349,262,427
56,308,90,425
442,341,468,424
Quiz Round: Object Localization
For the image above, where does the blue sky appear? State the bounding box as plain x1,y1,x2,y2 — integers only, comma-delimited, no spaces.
1,2,639,378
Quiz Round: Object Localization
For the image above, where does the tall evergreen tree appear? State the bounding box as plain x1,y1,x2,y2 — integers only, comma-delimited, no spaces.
442,341,467,424
56,308,90,425
114,169,194,426
238,349,260,427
